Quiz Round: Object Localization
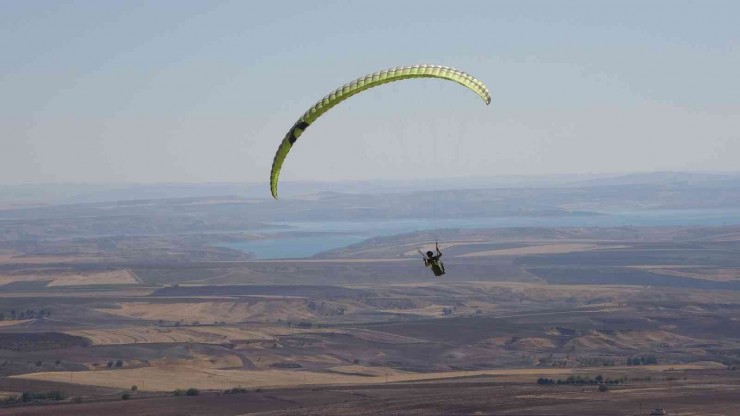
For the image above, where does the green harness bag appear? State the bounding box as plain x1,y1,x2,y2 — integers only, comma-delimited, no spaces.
428,259,445,277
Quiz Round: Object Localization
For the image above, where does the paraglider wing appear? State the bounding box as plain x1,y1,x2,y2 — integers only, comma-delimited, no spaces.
269,65,491,198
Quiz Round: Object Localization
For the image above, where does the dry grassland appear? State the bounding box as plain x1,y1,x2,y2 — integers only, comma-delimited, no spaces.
13,363,720,392
374,300,498,318
0,269,139,287
95,300,315,323
630,265,740,282
457,243,629,257
149,353,244,370
247,258,412,263
0,319,32,328
379,280,737,317
505,337,558,350
325,365,409,376
0,288,154,298
382,281,647,306
378,304,456,317
340,328,427,344
401,241,490,256
47,269,141,286
250,353,344,369
0,253,100,264
66,326,338,345
566,330,708,352
0,392,19,400
0,274,50,286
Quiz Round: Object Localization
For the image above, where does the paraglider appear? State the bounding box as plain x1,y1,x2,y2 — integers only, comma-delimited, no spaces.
269,65,491,277
419,242,445,277
269,64,491,199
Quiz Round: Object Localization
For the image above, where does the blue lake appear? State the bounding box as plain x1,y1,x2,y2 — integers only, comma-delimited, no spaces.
218,209,740,259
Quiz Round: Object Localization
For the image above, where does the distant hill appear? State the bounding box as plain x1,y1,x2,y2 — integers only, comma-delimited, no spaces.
4,171,739,207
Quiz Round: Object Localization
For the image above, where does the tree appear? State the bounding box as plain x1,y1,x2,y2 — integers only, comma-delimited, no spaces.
186,388,199,396
115,359,124,368
48,391,69,401
131,385,138,391
121,392,131,400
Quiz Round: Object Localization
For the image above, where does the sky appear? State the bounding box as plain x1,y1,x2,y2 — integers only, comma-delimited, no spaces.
1,0,739,185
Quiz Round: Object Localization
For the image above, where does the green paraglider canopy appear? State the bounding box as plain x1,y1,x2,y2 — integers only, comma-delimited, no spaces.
269,64,491,198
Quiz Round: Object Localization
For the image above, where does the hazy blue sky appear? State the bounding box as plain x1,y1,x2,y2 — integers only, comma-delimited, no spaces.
2,0,739,185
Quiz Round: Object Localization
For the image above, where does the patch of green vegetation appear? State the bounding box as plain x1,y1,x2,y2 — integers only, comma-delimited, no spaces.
537,374,626,385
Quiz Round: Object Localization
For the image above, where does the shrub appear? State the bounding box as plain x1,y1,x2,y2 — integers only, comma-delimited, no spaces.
121,392,131,400
536,377,555,385
173,389,185,396
224,386,248,394
598,384,608,392
1,395,20,404
48,391,69,401
21,391,69,402
131,385,138,391
186,388,199,396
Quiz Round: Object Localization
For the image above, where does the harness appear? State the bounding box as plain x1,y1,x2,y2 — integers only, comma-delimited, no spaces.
426,257,445,277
